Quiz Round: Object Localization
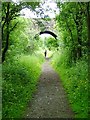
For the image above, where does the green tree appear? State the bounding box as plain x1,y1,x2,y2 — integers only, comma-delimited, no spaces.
2,1,39,62
56,2,89,64
46,37,59,50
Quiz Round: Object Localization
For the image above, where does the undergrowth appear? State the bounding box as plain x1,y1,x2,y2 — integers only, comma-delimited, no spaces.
2,54,44,118
52,52,88,118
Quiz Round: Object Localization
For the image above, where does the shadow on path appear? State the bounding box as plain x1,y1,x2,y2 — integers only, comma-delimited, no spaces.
22,60,74,118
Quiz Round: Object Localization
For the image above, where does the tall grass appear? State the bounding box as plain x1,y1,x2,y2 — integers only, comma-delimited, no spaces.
51,52,88,118
2,54,44,118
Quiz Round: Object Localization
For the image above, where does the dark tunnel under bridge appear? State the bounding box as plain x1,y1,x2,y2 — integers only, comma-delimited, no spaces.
39,31,57,39
34,30,58,40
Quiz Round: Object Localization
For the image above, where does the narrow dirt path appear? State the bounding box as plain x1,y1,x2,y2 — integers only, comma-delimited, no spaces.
23,59,74,118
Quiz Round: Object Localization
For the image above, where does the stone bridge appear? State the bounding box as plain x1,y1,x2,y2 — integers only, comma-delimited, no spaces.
31,18,58,39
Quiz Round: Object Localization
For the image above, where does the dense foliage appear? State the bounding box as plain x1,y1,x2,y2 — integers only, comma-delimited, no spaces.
52,52,88,118
3,55,43,118
2,1,44,118
52,2,89,118
2,16,44,117
2,1,39,62
56,2,89,63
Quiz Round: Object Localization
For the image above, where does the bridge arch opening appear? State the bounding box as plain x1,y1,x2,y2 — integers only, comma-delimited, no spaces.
33,30,58,58
39,30,57,39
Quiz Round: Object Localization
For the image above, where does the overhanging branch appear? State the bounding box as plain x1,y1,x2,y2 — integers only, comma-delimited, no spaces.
9,22,18,33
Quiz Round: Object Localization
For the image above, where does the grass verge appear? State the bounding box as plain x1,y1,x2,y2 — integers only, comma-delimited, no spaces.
2,54,44,118
51,53,88,118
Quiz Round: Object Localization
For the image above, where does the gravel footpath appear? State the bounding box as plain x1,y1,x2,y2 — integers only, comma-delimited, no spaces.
23,59,74,118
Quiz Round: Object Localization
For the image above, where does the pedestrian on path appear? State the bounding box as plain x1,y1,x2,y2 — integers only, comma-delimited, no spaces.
44,50,47,58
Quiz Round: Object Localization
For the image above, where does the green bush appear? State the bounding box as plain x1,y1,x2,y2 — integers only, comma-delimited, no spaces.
2,55,43,118
52,52,88,118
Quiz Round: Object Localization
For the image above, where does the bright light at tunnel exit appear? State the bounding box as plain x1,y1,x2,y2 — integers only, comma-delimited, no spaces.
40,34,54,39
36,34,55,58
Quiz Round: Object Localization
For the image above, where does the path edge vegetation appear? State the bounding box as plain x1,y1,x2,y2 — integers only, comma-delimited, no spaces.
51,52,88,118
2,55,44,118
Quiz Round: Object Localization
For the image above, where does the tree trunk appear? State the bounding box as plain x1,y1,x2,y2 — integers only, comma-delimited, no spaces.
65,19,75,64
75,11,83,59
2,3,10,63
87,2,90,49
2,28,9,62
